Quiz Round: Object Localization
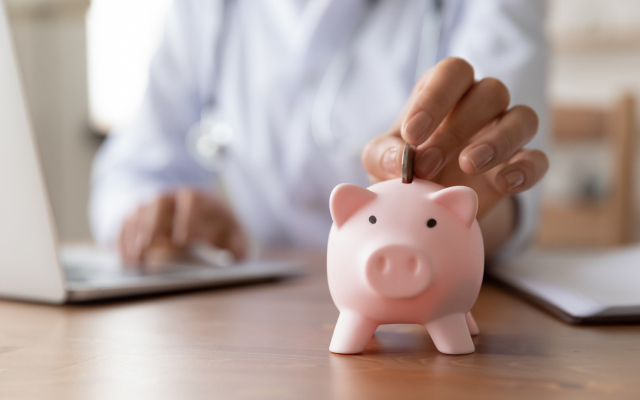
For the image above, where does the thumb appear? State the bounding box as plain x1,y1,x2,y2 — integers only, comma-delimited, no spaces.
361,133,405,183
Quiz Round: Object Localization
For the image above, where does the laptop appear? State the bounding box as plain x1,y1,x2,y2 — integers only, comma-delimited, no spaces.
0,2,297,304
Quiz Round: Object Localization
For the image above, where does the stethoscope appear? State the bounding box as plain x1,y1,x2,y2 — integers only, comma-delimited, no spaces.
187,0,443,172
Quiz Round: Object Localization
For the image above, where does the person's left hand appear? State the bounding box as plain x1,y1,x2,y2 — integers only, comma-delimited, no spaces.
118,188,248,266
362,57,548,220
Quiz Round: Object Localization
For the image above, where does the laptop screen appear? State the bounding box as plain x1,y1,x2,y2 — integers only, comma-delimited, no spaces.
0,2,66,303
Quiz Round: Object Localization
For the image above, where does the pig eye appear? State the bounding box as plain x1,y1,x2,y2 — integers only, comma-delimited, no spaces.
426,219,437,228
369,215,377,224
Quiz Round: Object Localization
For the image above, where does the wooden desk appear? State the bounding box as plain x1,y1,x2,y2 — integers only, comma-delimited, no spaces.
0,252,639,399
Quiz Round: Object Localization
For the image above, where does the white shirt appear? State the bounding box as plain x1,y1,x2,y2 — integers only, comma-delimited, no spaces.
90,0,548,255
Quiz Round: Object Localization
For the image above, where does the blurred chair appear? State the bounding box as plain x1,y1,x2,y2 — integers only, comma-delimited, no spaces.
537,95,636,248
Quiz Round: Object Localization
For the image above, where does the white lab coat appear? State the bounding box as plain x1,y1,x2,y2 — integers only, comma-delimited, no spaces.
90,0,548,256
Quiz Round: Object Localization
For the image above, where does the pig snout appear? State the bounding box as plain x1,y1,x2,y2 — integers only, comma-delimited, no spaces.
364,245,431,299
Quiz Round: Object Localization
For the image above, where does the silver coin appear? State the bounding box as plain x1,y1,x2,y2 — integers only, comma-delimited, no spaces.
401,143,416,184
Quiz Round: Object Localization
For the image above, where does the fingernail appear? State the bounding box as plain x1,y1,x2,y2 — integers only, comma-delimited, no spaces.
402,111,432,144
382,147,399,177
415,147,443,179
502,169,525,190
465,144,494,171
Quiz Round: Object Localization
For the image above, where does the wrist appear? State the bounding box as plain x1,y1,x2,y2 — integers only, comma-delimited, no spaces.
478,196,517,259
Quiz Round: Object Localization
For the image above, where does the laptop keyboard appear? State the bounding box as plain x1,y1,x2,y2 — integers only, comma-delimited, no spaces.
63,263,222,284
60,244,234,285
64,265,145,282
58,245,295,300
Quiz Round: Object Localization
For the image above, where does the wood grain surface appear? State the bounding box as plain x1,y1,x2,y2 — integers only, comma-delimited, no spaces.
0,251,639,400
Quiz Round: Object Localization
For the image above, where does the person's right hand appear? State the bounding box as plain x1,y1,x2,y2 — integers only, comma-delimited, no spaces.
118,188,248,265
362,58,547,220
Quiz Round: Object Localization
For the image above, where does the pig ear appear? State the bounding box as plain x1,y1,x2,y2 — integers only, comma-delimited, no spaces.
428,186,478,228
330,184,377,228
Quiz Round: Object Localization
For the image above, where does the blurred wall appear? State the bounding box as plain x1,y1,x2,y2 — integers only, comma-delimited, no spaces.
547,0,640,238
6,0,99,242
549,0,640,107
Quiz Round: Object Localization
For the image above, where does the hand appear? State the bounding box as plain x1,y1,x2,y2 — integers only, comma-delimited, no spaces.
362,57,548,220
118,188,248,265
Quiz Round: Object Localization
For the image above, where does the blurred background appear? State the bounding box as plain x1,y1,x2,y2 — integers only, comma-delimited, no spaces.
4,0,640,248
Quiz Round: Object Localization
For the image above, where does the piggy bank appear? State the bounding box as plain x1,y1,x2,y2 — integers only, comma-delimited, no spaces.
327,178,484,355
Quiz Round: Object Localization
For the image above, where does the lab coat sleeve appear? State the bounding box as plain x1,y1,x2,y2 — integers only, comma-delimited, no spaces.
89,0,223,247
441,0,549,259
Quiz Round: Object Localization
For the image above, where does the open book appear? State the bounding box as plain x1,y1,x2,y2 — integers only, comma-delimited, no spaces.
490,246,640,323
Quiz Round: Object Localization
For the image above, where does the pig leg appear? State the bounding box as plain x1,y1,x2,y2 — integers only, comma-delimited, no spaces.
425,313,475,355
329,312,378,354
465,312,479,336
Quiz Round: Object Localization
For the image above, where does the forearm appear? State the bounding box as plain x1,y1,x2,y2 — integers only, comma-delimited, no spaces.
478,195,517,259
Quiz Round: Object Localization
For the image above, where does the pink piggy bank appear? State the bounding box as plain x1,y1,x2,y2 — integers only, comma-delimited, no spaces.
327,178,484,355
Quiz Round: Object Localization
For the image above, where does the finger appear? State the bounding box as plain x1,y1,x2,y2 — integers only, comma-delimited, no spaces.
486,149,549,194
226,228,248,260
172,189,248,260
120,211,142,264
401,57,475,146
459,105,539,175
361,134,406,182
198,195,248,260
118,218,128,259
118,217,133,261
172,189,199,247
414,77,511,179
139,194,175,248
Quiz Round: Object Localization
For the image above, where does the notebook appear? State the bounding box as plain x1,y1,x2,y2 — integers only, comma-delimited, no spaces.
490,246,640,323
